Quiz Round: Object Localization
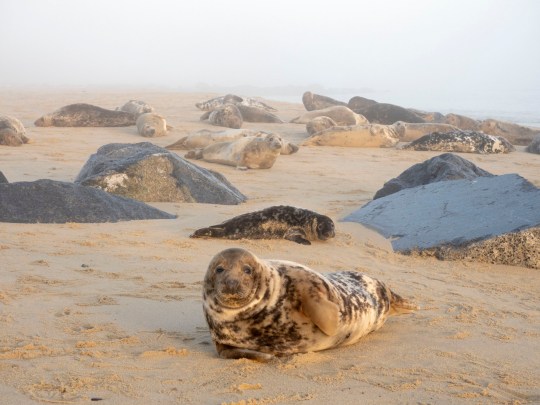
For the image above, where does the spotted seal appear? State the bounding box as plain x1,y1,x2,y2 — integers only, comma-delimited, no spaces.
0,115,29,146
191,205,335,245
34,103,136,127
117,100,154,117
196,94,277,112
205,104,243,129
203,248,417,361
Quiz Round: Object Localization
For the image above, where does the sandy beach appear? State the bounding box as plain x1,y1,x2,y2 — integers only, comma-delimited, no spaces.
0,90,539,404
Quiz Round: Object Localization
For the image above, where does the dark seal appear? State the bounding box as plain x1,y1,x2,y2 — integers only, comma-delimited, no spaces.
34,103,136,127
203,248,418,361
191,205,335,245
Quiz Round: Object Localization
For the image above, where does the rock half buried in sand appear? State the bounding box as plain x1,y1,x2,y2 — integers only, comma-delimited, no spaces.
343,174,540,268
75,142,246,204
302,91,348,111
373,153,494,199
34,103,136,127
0,179,176,223
0,171,8,183
0,115,29,146
525,135,540,154
401,130,515,154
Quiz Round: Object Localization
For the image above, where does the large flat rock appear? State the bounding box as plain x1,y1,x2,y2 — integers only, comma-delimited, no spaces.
0,179,176,223
343,174,540,267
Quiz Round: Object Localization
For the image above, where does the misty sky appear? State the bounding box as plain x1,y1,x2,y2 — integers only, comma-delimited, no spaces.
2,0,540,99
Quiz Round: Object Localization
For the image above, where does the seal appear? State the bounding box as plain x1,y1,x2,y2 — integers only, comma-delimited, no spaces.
391,121,459,142
401,130,515,154
136,113,167,137
291,106,367,126
302,124,399,148
302,91,348,111
34,103,136,127
117,100,154,117
525,135,540,154
203,248,418,361
306,116,337,136
191,205,335,244
196,94,277,112
0,115,29,146
353,103,425,125
167,129,298,155
184,133,283,169
206,104,243,129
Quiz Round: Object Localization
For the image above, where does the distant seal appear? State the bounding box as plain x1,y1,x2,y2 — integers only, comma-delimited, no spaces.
354,103,425,125
196,94,277,112
291,106,368,126
207,104,243,129
401,130,515,154
525,135,540,154
443,113,480,131
191,205,335,245
306,116,337,136
479,119,539,146
34,103,136,127
136,113,167,137
167,129,298,155
235,105,283,123
203,248,417,361
117,100,154,117
347,96,378,111
0,115,29,146
302,124,399,148
302,91,347,111
185,133,283,169
391,121,460,142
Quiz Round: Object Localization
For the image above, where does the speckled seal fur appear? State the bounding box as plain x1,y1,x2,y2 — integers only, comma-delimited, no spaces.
203,248,418,361
191,205,335,245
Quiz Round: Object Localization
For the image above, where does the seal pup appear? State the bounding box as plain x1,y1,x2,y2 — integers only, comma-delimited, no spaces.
203,248,417,361
196,94,277,112
191,205,335,244
136,113,167,137
185,133,283,169
302,124,399,148
0,115,29,146
117,100,154,117
401,130,515,154
306,116,337,136
302,91,347,111
34,103,136,127
206,104,243,129
291,106,367,126
391,121,459,142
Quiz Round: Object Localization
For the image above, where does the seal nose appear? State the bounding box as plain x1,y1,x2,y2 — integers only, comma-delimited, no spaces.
224,278,240,293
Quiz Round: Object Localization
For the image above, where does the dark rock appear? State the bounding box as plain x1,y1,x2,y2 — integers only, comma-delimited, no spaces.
373,153,493,199
302,91,347,111
525,135,540,154
354,103,425,124
0,179,176,223
343,174,540,268
75,142,246,205
0,171,8,183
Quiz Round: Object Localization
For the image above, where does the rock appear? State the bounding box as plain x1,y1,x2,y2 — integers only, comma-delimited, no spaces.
291,106,368,126
343,174,540,268
480,119,540,145
401,130,515,154
347,96,378,111
306,116,338,136
352,103,425,124
373,153,494,199
525,135,540,154
0,179,176,223
302,91,347,111
117,100,154,117
302,124,399,148
75,142,246,205
0,171,8,183
0,115,29,146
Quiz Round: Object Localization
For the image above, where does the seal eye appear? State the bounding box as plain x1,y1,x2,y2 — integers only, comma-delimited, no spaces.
215,267,225,274
317,223,324,230
243,266,252,275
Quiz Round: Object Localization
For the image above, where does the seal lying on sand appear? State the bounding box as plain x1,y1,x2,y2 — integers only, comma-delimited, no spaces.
391,121,459,142
203,248,417,361
185,133,283,169
302,124,399,148
291,106,367,126
0,115,29,146
34,103,136,127
117,100,154,117
306,116,338,136
206,104,243,129
196,94,277,112
136,113,167,137
401,131,515,154
302,91,347,111
191,205,335,245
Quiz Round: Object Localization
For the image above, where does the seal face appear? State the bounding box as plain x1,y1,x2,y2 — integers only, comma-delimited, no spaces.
191,205,335,244
203,248,417,361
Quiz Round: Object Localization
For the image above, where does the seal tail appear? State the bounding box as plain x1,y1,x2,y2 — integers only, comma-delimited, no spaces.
389,289,419,315
190,226,225,239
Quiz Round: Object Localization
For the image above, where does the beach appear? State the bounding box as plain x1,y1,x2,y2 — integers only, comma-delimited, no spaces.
0,90,539,404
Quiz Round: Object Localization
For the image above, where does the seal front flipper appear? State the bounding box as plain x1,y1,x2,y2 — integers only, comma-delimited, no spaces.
300,291,340,336
216,343,274,362
283,228,311,245
190,226,225,238
388,288,419,315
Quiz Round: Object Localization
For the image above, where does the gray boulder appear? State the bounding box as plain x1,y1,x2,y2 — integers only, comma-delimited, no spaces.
344,174,540,269
525,135,540,154
75,142,246,205
0,179,176,223
374,153,493,199
0,171,8,183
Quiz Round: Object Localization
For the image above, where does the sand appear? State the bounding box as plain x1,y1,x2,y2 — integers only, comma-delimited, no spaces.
0,90,539,404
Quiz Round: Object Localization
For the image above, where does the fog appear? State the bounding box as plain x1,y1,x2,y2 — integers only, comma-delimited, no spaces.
2,0,540,106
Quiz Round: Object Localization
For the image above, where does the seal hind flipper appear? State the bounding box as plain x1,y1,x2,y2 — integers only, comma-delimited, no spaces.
283,228,311,245
389,289,419,315
300,291,340,336
190,226,225,238
216,343,274,362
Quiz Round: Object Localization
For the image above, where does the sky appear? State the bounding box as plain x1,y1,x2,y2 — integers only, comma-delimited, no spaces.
1,0,540,112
